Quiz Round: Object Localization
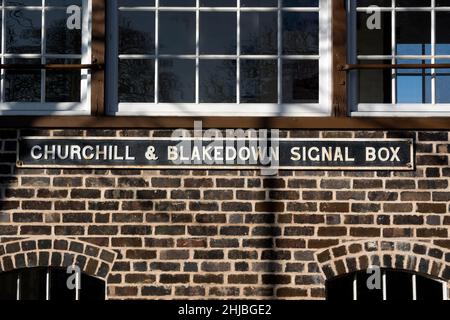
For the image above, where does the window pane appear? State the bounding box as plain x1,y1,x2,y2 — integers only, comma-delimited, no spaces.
200,12,236,55
159,59,195,103
283,60,319,103
356,271,383,301
0,270,18,300
20,268,47,300
46,58,81,103
5,58,41,102
49,268,76,301
5,9,42,54
80,273,105,301
119,11,155,54
160,0,196,6
201,0,236,6
241,12,277,55
396,12,431,56
357,11,391,56
46,8,81,54
436,60,450,104
240,60,277,103
283,12,318,55
326,275,354,301
159,12,195,54
416,275,444,300
200,59,236,103
241,0,277,7
436,12,450,55
386,270,413,300
119,59,155,103
396,60,432,104
358,60,392,104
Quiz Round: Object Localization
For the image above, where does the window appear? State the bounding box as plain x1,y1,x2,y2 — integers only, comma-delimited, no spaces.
0,267,105,300
107,0,332,117
349,0,450,116
0,0,92,116
327,269,448,300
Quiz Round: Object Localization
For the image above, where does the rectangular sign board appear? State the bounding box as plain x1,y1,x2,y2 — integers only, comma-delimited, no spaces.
18,137,415,171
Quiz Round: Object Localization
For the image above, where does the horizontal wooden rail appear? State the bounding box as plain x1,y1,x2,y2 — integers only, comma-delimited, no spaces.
340,64,450,71
0,64,104,70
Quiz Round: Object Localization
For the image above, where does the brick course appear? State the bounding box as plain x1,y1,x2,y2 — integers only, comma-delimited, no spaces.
0,130,449,299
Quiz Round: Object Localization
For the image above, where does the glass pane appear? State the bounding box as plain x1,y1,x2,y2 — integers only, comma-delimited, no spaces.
5,9,42,54
357,11,391,56
396,60,431,104
119,11,155,54
20,268,47,300
385,270,413,300
436,60,450,104
241,0,277,6
119,59,155,103
49,268,76,301
356,271,383,301
80,273,105,301
0,270,18,300
396,12,431,56
241,12,277,55
326,275,354,301
358,60,392,104
240,60,277,103
284,0,318,6
46,8,81,54
160,0,196,6
201,0,236,6
283,12,318,55
436,12,450,55
46,58,81,102
5,58,41,102
159,12,196,54
283,60,319,103
159,59,195,103
199,59,236,103
200,12,236,55
416,275,444,300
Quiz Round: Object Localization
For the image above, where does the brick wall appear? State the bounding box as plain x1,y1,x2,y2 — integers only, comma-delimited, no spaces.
0,129,449,299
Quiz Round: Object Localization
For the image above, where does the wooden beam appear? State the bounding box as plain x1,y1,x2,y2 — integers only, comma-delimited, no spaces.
91,0,106,117
332,0,348,117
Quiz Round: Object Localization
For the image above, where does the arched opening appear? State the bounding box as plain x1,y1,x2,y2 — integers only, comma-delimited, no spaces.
327,268,447,301
0,267,105,301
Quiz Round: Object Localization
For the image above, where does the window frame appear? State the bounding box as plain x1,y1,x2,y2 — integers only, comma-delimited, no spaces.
348,0,450,117
0,0,93,116
106,0,333,117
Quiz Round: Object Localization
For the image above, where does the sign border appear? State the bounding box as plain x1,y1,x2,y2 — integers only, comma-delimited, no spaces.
17,137,415,171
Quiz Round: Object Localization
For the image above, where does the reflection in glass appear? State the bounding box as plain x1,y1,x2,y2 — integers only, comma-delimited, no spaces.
200,60,236,103
241,12,277,55
200,12,236,55
240,60,277,103
358,60,392,104
6,9,41,53
283,60,319,103
46,59,81,103
119,59,155,103
396,60,431,104
5,59,41,102
119,11,155,54
159,59,195,103
436,60,450,103
46,8,81,54
396,12,431,56
283,12,318,55
159,12,195,54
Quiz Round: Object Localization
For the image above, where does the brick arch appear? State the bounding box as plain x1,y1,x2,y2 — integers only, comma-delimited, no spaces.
315,240,450,282
0,238,117,281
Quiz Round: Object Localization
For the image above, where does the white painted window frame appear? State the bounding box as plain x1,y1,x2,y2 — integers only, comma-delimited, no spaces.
107,0,332,117
349,0,450,117
0,0,92,116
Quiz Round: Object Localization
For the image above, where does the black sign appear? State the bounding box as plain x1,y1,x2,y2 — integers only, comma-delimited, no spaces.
17,137,414,170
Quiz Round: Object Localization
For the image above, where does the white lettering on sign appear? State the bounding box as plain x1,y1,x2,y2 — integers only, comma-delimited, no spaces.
365,147,401,162
290,147,355,162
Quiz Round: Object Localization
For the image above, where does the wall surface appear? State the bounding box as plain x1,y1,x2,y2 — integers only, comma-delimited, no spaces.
0,129,450,299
